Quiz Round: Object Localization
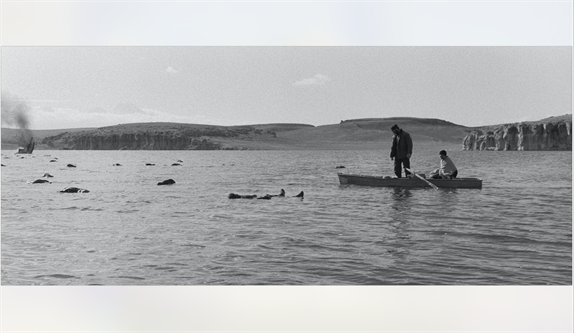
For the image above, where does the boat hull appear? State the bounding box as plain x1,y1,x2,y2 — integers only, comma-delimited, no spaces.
338,173,482,189
16,138,35,154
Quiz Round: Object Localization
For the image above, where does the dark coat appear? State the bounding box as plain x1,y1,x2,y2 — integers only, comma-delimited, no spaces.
390,129,413,159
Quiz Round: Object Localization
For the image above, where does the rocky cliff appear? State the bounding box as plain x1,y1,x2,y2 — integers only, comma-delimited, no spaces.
41,123,278,150
462,117,572,151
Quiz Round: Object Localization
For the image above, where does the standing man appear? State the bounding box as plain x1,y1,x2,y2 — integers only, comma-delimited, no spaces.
390,124,413,178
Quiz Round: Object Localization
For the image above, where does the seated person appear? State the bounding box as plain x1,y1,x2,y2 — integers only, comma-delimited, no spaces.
429,150,458,179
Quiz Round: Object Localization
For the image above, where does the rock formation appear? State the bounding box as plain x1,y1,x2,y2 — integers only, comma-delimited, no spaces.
41,124,277,150
462,119,571,151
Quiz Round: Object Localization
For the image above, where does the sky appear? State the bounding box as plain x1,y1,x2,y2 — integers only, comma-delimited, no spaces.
2,46,571,130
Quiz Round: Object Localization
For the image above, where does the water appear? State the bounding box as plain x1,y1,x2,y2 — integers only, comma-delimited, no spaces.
1,148,571,285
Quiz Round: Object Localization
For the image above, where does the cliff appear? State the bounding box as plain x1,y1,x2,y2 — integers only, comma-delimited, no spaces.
462,115,572,151
40,123,285,150
3,115,571,151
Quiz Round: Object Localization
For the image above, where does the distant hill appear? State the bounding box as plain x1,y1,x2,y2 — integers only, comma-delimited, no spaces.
1,115,570,150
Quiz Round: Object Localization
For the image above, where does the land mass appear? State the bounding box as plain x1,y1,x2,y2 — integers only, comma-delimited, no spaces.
1,115,571,151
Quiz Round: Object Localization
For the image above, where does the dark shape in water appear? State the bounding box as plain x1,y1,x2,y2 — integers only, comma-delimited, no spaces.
294,191,304,198
158,179,176,185
16,137,34,154
228,193,257,199
29,179,51,184
60,187,90,193
67,164,76,168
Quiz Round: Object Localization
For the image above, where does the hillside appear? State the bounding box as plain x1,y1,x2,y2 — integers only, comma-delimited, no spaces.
1,115,570,151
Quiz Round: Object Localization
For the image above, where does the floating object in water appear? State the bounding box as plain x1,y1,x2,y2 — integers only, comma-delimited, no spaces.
43,173,54,178
228,193,257,199
67,164,76,168
171,163,181,166
157,179,176,185
146,163,155,166
29,179,51,184
113,163,122,166
16,137,35,154
337,173,482,189
294,191,304,198
177,160,183,163
335,166,345,169
60,187,89,193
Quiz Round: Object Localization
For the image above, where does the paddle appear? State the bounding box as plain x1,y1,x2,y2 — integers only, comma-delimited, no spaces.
405,168,439,190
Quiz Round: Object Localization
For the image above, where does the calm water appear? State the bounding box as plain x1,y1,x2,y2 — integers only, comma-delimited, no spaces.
1,148,571,285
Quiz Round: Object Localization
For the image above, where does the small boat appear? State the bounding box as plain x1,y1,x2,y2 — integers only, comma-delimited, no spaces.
16,137,35,154
338,173,483,189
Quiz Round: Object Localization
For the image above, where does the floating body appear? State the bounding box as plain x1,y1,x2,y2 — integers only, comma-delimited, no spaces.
158,179,176,185
29,179,51,184
229,193,257,199
229,189,303,199
60,187,90,193
337,173,482,189
257,189,286,200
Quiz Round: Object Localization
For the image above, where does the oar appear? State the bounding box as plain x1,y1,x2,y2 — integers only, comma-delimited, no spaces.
405,168,439,190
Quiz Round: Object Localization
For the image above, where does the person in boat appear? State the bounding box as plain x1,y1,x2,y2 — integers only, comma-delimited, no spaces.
429,150,458,179
389,124,413,178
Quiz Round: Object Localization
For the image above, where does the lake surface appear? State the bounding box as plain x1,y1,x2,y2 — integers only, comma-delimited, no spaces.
1,148,571,285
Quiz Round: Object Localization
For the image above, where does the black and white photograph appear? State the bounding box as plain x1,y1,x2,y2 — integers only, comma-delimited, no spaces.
2,45,572,286
1,1,572,333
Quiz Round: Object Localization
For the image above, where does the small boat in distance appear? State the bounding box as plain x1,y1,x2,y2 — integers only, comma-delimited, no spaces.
16,137,35,154
338,173,483,189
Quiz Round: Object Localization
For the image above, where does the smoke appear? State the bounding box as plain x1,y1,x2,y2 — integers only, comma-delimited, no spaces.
1,91,33,144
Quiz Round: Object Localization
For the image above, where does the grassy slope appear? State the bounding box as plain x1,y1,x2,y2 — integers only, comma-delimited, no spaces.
1,115,570,150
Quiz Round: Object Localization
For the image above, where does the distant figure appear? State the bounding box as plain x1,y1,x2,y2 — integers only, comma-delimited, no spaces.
389,124,413,178
294,191,304,198
429,150,458,179
43,173,54,178
60,187,89,193
157,179,176,185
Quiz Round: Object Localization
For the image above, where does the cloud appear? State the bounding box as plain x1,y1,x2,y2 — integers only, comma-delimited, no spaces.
293,74,330,86
166,66,179,74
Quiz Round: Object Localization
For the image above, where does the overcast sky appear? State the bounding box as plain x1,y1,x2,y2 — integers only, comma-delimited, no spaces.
2,46,571,130
1,2,572,130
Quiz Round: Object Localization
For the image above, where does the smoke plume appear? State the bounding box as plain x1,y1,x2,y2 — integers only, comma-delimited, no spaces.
1,91,33,145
